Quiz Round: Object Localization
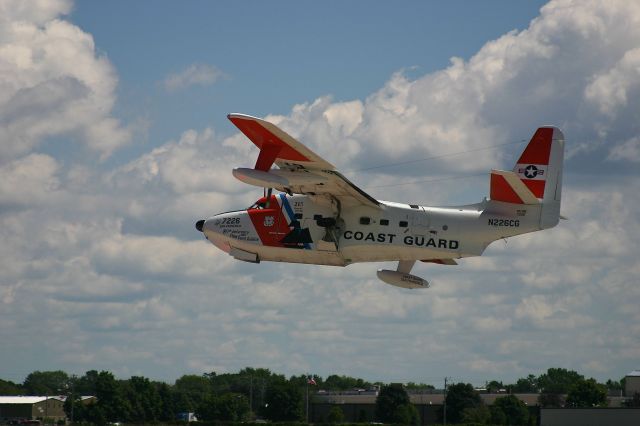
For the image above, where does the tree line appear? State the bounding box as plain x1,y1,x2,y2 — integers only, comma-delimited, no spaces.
0,367,636,425
0,368,376,424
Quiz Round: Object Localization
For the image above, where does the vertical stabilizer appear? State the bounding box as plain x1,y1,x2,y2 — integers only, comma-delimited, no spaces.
488,126,565,229
512,126,565,228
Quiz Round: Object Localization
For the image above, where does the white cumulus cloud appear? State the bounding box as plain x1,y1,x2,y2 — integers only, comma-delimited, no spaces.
0,0,131,160
1,0,640,384
163,64,225,92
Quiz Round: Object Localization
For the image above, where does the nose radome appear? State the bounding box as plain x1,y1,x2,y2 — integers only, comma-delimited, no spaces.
195,219,205,232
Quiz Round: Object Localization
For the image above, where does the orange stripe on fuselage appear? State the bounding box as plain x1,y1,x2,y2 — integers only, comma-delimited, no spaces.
247,195,290,247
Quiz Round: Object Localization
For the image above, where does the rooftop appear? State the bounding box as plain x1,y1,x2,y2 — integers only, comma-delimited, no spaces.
0,396,94,404
0,396,63,404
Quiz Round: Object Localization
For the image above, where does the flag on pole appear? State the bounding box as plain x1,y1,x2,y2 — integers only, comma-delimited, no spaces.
307,376,316,385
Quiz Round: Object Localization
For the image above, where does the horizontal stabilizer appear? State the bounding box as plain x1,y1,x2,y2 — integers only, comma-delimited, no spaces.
421,259,458,265
490,169,540,205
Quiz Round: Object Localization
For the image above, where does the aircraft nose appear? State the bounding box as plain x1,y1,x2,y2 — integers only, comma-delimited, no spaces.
195,219,205,232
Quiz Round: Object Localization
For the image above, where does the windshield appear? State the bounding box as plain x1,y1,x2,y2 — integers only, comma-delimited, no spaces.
247,195,277,210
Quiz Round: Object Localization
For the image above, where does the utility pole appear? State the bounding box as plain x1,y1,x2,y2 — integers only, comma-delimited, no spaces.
305,379,309,424
249,376,253,418
443,377,448,426
70,375,76,425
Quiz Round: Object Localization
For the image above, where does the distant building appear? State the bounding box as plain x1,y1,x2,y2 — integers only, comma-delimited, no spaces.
0,396,96,423
311,390,632,425
0,396,65,422
311,392,540,425
625,370,640,396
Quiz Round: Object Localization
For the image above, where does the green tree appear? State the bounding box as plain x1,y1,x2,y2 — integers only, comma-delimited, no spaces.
566,378,607,407
206,367,286,400
174,374,212,412
74,370,99,395
123,376,162,422
262,381,303,421
538,393,563,408
405,382,435,391
375,383,418,424
157,382,177,421
217,393,250,421
487,380,505,393
537,368,584,408
444,383,482,424
605,378,624,394
63,371,101,423
492,395,529,425
172,388,194,414
490,404,507,425
327,406,345,424
461,405,490,424
0,378,22,395
198,393,249,421
23,371,69,395
392,403,419,426
538,368,583,394
94,371,130,423
324,374,371,391
197,393,219,421
375,383,409,422
83,402,107,426
63,393,88,424
200,367,286,418
512,375,538,393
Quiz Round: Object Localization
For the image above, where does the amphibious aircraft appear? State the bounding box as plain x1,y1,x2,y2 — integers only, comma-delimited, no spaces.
196,114,564,288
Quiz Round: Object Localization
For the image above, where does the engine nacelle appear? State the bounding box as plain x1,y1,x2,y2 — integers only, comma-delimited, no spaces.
376,269,430,289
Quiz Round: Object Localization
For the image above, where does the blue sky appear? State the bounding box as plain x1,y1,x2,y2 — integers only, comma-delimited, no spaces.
1,0,639,387
70,1,547,163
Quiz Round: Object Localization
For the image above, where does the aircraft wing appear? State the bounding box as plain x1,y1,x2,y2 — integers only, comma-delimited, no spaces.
228,113,380,209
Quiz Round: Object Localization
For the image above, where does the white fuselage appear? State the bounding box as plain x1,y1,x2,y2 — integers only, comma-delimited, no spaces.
201,193,543,266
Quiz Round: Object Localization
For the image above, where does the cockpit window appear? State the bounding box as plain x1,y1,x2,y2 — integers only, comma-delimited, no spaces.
248,196,273,210
249,201,266,210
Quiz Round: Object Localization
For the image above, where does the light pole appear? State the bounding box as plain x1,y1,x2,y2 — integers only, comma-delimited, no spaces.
70,375,76,425
443,377,448,426
249,375,253,419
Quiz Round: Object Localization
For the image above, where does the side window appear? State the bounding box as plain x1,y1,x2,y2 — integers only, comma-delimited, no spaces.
399,220,408,227
380,219,389,226
359,217,371,225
